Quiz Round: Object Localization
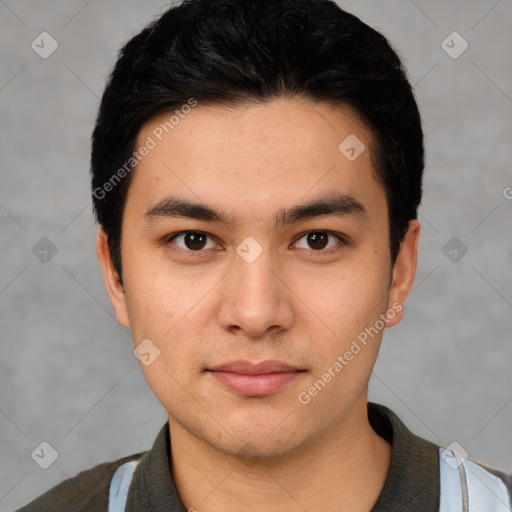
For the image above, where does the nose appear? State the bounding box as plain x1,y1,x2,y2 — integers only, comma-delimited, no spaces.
217,244,294,339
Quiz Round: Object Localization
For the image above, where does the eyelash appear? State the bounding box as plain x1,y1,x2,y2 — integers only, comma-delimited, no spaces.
165,230,345,254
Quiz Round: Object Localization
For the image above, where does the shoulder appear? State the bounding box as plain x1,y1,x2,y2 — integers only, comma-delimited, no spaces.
368,402,512,510
481,462,512,489
463,456,512,501
16,451,146,512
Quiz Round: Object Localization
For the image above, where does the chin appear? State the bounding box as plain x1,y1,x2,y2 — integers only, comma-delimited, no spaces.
203,413,315,463
213,433,306,464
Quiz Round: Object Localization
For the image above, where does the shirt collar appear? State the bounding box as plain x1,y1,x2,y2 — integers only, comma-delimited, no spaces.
368,402,440,511
127,401,440,511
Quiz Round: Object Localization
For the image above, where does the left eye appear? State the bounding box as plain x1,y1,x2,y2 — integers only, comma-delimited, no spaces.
293,231,343,251
168,231,219,251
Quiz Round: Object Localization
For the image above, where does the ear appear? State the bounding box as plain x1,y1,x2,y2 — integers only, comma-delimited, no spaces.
96,228,131,328
385,219,420,327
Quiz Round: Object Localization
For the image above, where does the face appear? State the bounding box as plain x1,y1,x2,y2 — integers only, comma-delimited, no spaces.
98,97,419,459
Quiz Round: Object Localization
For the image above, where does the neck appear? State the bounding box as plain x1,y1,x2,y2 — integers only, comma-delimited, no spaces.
169,395,391,512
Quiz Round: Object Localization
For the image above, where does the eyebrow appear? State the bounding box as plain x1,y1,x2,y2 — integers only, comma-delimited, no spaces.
143,192,367,228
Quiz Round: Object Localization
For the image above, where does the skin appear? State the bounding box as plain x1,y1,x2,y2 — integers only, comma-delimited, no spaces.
97,96,420,511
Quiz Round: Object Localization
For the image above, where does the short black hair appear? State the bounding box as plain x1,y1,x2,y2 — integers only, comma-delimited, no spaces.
91,0,424,283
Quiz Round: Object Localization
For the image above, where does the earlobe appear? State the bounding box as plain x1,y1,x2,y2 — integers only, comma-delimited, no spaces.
96,228,131,328
385,219,420,328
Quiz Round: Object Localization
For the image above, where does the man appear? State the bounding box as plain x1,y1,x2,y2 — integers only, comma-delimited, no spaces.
18,0,511,510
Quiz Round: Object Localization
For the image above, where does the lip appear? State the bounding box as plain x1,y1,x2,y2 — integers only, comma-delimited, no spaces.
206,360,305,397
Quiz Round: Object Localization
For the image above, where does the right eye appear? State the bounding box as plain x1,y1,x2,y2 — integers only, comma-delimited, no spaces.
166,231,221,252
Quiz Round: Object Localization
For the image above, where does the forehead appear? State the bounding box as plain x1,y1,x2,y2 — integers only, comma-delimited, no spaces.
127,97,386,225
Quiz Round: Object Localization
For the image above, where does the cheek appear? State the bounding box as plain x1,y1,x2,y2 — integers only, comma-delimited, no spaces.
297,273,388,415
311,260,389,332
123,268,214,381
301,266,391,402
124,265,200,339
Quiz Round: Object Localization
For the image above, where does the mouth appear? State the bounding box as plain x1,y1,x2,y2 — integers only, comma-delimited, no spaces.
206,360,306,397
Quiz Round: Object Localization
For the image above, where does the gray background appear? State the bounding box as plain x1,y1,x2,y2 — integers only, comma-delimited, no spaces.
1,0,511,509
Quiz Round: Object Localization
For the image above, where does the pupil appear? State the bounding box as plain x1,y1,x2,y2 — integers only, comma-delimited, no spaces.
308,232,327,250
185,232,206,250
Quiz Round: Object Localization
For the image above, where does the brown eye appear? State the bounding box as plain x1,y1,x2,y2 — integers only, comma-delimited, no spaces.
307,232,328,250
294,231,343,251
183,232,207,250
168,231,217,251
